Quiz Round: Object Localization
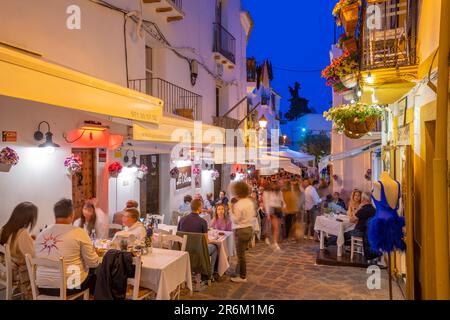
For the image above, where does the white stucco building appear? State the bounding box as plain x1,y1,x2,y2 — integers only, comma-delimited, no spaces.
0,0,252,229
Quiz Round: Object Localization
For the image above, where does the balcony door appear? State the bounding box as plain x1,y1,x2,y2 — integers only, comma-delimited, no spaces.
140,154,160,216
71,148,96,220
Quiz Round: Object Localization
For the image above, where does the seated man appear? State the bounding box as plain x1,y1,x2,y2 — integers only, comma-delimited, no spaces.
178,195,193,215
35,199,99,296
324,194,347,214
333,192,347,210
327,192,378,259
178,199,218,279
113,208,146,241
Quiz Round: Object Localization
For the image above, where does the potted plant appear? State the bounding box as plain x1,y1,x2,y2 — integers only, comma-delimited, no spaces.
192,166,201,175
108,161,123,178
337,34,358,54
137,164,148,180
333,0,361,36
211,169,220,181
322,51,358,91
0,147,19,172
323,103,386,139
64,154,83,176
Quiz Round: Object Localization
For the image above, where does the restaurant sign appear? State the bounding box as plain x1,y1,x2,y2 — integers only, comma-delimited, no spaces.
176,166,192,190
2,131,17,142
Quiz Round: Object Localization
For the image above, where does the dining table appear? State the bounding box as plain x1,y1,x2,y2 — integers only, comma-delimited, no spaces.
207,229,235,276
95,240,192,300
314,214,356,257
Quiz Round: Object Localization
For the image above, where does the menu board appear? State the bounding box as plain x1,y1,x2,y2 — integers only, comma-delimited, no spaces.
176,166,192,190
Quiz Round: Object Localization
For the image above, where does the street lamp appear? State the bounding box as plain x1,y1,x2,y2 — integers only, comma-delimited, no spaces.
258,114,268,129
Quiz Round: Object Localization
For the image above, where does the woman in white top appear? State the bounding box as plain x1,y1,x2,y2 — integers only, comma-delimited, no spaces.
73,201,108,239
0,202,38,298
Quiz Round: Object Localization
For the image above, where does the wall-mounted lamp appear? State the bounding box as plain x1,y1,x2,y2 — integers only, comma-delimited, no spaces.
366,72,374,84
124,150,139,169
34,121,60,154
190,60,198,86
258,114,268,129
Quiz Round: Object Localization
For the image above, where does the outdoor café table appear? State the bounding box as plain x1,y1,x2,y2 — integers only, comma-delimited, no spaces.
208,230,234,276
139,248,192,300
314,214,355,257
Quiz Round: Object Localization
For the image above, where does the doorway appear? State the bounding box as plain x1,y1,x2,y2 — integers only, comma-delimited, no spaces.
140,154,160,216
71,148,96,219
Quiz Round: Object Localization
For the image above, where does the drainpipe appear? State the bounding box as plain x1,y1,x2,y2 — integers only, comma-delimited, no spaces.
433,0,450,300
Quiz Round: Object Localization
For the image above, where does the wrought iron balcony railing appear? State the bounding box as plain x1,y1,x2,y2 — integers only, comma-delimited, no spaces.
359,0,418,70
213,23,236,64
128,78,202,121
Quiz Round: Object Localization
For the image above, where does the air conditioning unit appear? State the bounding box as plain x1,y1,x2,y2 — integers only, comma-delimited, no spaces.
216,63,224,76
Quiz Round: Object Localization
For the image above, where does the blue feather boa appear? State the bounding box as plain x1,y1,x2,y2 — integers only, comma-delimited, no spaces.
368,215,406,253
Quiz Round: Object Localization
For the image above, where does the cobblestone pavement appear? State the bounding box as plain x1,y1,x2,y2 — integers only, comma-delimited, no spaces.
181,239,404,300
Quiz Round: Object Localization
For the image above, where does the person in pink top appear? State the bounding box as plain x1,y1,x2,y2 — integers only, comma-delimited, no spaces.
210,204,232,231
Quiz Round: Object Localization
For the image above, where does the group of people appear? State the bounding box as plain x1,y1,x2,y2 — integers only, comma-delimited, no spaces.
0,197,151,299
177,182,257,284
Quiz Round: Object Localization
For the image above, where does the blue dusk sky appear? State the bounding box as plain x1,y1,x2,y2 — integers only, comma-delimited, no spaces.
242,0,338,116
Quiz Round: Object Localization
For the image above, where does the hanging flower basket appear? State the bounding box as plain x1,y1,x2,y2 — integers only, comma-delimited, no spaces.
337,34,358,54
211,169,220,181
137,164,148,180
0,147,19,172
324,103,386,139
108,162,123,178
192,166,201,175
170,167,179,179
341,73,358,89
64,154,83,176
230,173,236,180
340,2,360,36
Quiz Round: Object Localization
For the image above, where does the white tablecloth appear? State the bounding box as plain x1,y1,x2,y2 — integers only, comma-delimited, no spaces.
139,248,192,300
208,230,235,276
157,224,178,235
314,215,355,256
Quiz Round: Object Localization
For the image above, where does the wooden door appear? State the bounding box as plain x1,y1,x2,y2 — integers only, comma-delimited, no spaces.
71,148,96,219
140,155,160,216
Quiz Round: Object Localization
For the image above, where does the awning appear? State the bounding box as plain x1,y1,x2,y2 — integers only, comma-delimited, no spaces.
280,160,302,175
0,44,163,124
132,116,226,145
269,147,315,164
319,141,382,173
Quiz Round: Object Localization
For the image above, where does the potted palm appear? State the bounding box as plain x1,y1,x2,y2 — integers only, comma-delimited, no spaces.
323,103,385,139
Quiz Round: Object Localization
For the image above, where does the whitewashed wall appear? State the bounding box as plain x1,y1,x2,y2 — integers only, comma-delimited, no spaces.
0,96,128,233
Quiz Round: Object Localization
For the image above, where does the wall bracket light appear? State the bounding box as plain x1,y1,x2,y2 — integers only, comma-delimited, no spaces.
34,121,60,153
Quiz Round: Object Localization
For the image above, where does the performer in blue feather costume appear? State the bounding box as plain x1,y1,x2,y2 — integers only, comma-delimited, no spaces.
368,178,406,254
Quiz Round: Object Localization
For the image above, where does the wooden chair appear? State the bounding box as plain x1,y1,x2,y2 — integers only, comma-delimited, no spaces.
108,224,123,239
350,236,365,262
0,243,13,300
25,254,89,300
152,229,171,248
161,234,187,252
126,256,153,300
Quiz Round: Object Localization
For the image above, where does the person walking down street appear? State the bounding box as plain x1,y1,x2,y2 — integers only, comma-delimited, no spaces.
230,182,255,283
303,180,321,240
282,181,299,240
265,184,285,251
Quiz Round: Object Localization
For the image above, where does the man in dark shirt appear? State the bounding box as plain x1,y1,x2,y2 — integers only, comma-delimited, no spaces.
333,192,347,210
178,199,218,277
215,190,229,206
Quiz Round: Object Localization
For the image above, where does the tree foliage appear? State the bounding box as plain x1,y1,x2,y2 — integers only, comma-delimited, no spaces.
299,133,331,161
284,82,312,121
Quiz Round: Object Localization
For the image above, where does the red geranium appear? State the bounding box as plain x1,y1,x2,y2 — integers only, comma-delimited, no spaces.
108,161,123,176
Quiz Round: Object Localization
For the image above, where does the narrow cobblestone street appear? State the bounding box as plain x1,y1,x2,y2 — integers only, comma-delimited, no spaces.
182,240,404,300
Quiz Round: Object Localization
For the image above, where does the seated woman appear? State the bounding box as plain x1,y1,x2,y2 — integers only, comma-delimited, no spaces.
112,208,146,241
0,202,38,298
347,189,362,219
210,204,232,231
74,201,108,239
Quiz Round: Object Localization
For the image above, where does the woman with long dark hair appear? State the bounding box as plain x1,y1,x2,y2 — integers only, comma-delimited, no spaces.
0,202,38,298
74,201,108,239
